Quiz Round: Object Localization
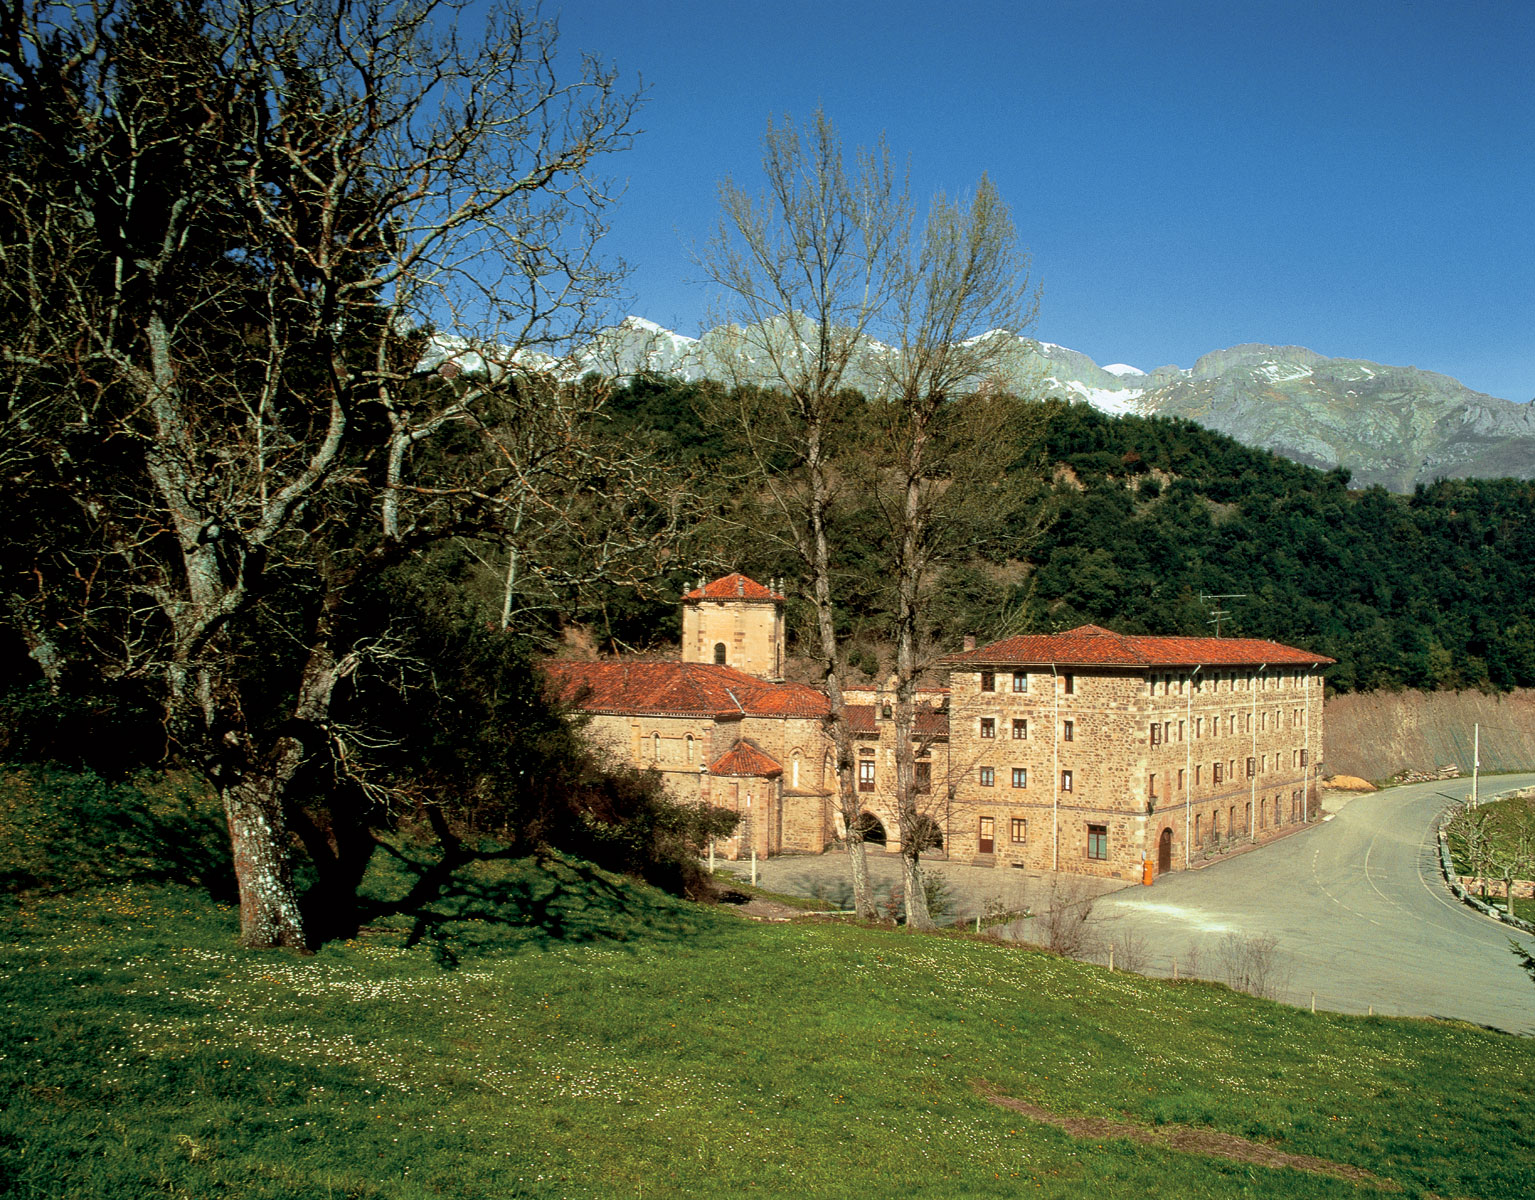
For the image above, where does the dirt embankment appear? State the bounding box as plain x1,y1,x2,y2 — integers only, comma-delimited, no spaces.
1325,688,1535,782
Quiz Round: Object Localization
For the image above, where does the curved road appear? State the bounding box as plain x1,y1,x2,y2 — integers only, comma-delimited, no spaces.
1097,774,1535,1033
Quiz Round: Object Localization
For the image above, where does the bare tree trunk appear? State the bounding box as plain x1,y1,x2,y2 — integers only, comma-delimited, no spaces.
809,449,877,921
223,777,308,950
892,427,934,931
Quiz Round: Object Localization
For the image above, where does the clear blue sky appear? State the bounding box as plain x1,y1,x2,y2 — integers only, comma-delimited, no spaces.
547,0,1533,401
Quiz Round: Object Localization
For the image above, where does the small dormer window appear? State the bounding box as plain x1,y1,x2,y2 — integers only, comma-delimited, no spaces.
714,642,727,665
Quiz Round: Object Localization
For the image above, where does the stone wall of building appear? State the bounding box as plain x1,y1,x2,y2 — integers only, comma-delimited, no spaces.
682,596,784,679
946,663,1326,880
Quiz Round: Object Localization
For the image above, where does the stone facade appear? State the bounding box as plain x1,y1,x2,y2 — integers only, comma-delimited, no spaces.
943,628,1329,881
681,572,786,679
550,582,1333,880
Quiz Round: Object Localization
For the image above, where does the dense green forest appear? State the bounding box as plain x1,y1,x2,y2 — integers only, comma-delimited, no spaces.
604,378,1535,694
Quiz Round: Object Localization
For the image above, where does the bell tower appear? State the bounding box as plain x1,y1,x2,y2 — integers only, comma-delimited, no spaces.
681,573,786,680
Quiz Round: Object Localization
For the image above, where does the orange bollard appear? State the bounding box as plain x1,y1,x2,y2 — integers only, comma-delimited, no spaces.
1142,859,1155,886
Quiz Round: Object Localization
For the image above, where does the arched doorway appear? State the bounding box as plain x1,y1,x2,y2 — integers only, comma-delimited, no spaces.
854,811,887,846
1158,827,1172,874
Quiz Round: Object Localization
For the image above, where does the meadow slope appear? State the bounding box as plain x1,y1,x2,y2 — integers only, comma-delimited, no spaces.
3,851,1533,1200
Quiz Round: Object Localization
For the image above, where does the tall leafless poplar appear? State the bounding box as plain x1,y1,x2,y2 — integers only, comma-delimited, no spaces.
865,177,1043,929
697,110,907,920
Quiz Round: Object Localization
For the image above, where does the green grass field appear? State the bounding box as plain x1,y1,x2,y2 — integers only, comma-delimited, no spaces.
4,833,1534,1200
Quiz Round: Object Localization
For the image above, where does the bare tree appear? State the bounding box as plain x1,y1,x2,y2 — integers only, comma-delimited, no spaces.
1212,932,1287,1000
1486,799,1535,908
0,0,643,947
696,109,908,920
1445,801,1496,898
1038,874,1100,957
699,114,1049,927
862,177,1044,929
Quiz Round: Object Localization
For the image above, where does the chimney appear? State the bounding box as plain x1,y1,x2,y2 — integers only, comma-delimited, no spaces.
963,633,977,653
736,575,744,596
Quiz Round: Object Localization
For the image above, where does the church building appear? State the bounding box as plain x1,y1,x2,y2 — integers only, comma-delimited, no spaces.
546,573,1332,880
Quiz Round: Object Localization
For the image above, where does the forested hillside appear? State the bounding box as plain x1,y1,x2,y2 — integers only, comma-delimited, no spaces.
606,380,1535,694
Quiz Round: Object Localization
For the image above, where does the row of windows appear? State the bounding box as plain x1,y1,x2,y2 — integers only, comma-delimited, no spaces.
1148,670,1314,696
1192,791,1306,843
975,711,1307,747
979,668,1316,699
857,759,932,792
978,717,1057,740
1150,710,1307,744
1148,752,1310,798
976,767,1071,791
977,817,1105,859
977,671,1073,694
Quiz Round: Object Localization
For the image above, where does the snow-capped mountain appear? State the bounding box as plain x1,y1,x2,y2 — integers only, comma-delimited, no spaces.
432,317,1535,492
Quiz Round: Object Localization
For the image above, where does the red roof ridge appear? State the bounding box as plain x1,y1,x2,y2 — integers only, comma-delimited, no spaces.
942,625,1334,668
710,738,783,778
544,660,829,718
682,572,785,603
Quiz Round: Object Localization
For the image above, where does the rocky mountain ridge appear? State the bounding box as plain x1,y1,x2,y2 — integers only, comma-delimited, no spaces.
427,317,1535,491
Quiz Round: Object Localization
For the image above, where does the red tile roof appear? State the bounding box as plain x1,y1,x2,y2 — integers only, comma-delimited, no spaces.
844,704,950,739
544,661,829,719
944,624,1334,669
710,739,783,778
682,572,784,603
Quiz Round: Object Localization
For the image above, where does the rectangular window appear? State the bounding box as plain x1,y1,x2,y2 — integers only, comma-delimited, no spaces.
1246,756,1255,779
1012,671,1028,693
1087,824,1108,860
1213,762,1224,784
1149,722,1161,746
1012,718,1027,739
1178,720,1185,742
1194,764,1201,785
980,717,995,740
1061,769,1073,792
915,761,931,793
979,670,995,693
978,766,995,787
1010,817,1027,843
1011,767,1028,788
1147,773,1157,799
1063,674,1075,695
978,816,995,853
1178,767,1186,789
1300,749,1308,767
858,758,875,792
1196,717,1204,738
1062,719,1074,742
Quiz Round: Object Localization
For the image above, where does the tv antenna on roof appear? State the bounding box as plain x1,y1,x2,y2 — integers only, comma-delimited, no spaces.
1200,593,1247,637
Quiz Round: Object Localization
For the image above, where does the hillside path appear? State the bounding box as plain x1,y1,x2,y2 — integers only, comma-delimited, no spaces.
1095,774,1535,1032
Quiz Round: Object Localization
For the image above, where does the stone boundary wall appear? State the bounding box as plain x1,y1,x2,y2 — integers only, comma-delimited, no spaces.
1457,877,1535,899
1436,796,1535,936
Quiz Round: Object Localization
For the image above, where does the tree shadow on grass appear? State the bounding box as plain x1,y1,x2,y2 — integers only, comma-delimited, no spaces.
351,837,736,965
0,768,235,903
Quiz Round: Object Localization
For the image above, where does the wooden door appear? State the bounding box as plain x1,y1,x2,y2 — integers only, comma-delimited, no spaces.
1158,827,1172,874
978,816,995,854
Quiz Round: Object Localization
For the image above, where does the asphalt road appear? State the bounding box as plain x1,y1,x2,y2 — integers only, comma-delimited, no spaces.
1095,774,1535,1033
